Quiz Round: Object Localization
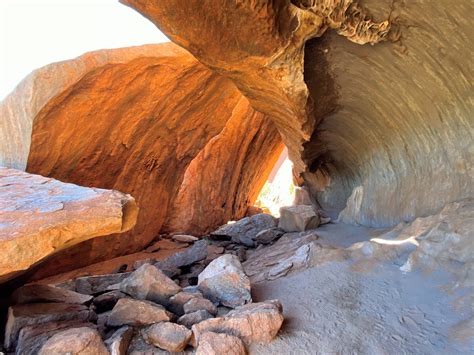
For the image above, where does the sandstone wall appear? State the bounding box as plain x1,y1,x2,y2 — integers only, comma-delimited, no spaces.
123,0,473,228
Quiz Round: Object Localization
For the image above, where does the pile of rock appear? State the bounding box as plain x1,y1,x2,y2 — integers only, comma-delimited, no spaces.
3,253,283,354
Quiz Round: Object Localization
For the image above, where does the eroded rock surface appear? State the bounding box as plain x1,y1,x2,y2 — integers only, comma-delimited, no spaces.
0,167,137,283
38,327,108,355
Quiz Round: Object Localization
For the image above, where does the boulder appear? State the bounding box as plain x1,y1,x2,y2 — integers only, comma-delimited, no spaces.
278,205,320,232
71,273,131,295
210,214,277,247
172,234,199,243
92,291,128,313
178,310,214,329
184,297,217,316
0,167,137,283
107,298,171,327
11,284,92,305
198,254,251,308
16,321,95,355
119,264,180,304
142,322,192,352
38,327,108,355
254,228,285,245
192,300,284,345
155,240,208,271
196,331,247,355
4,303,95,350
105,326,134,355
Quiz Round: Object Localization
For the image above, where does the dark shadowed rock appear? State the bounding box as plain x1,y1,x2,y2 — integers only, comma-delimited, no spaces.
155,240,208,271
11,283,93,305
279,205,320,232
38,327,108,355
177,310,214,329
211,214,277,247
119,264,180,304
74,273,131,295
196,331,247,355
254,228,285,245
16,321,95,355
4,303,95,350
92,290,128,313
107,298,171,327
184,297,217,316
198,254,251,308
127,333,168,355
192,300,283,346
142,322,192,352
105,326,133,355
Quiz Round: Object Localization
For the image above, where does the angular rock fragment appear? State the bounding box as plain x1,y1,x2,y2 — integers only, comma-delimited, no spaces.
16,321,95,355
105,326,133,355
11,284,92,305
172,234,199,243
4,303,95,350
196,331,247,355
169,291,203,316
142,322,192,352
192,300,283,345
198,254,251,308
119,264,180,304
254,228,284,245
178,310,214,329
211,214,277,247
92,290,128,313
278,205,320,232
127,333,168,355
155,240,208,271
0,167,137,283
184,297,217,316
74,273,131,295
107,298,171,327
38,327,108,355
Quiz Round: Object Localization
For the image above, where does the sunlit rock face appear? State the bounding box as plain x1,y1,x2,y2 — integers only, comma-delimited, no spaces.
0,43,281,275
123,0,473,228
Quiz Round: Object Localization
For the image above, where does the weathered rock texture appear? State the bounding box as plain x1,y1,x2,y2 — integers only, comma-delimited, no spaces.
122,0,473,228
0,43,281,277
0,167,136,283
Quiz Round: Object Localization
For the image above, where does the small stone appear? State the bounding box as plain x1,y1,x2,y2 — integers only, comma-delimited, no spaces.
4,303,95,350
74,273,131,295
196,331,247,355
169,291,203,316
92,290,128,313
172,234,199,243
155,240,208,271
105,326,133,355
142,322,192,352
119,264,181,304
198,254,251,308
184,297,217,316
107,298,171,327
211,214,277,247
320,216,331,225
279,205,320,232
178,310,214,328
192,300,283,345
11,283,93,305
254,228,284,245
38,327,108,355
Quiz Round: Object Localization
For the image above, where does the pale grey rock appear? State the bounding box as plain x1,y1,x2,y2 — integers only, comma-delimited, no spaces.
142,322,192,352
198,254,251,308
172,234,199,243
254,228,284,245
105,326,133,355
279,205,320,232
107,298,171,327
119,264,180,304
211,214,277,247
38,327,108,355
155,240,208,271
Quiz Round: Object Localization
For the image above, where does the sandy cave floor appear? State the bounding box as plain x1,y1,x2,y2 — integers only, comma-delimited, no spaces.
248,223,473,355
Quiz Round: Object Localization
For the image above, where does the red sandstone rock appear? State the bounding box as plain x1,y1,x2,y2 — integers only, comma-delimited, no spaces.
196,332,247,355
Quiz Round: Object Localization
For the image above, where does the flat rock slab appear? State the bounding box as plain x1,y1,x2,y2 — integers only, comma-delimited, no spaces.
11,284,93,305
0,167,137,283
107,298,171,327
